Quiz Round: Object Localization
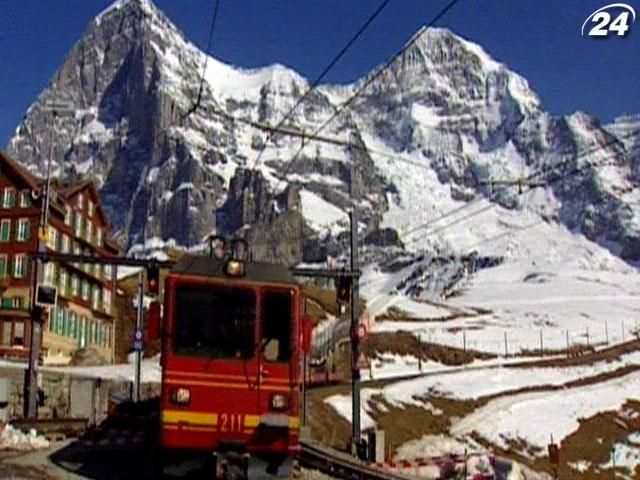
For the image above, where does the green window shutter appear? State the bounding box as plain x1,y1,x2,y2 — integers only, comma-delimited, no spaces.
0,221,9,241
4,189,15,208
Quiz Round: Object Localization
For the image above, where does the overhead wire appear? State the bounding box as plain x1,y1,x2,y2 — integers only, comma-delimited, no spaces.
184,0,221,117
405,134,635,249
249,0,392,171
276,0,464,182
400,129,636,242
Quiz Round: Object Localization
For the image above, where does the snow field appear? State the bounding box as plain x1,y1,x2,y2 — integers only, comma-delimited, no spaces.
326,352,640,431
0,424,50,451
450,369,640,456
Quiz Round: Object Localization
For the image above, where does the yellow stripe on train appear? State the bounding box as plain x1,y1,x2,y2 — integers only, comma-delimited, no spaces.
165,378,292,392
161,411,299,430
162,410,218,426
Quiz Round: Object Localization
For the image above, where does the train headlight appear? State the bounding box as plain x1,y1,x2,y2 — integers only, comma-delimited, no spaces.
270,394,289,411
224,259,245,277
170,387,191,405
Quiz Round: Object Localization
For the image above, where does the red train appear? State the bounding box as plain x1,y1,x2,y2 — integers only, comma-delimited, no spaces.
148,253,313,479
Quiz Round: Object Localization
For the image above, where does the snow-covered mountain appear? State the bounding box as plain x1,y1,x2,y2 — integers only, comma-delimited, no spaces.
7,0,640,264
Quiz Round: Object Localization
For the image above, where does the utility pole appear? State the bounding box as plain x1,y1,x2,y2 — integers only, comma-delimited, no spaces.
302,299,308,427
24,103,69,418
349,209,361,456
133,270,144,402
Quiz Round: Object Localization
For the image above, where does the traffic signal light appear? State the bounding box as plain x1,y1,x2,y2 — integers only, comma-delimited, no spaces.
336,276,351,304
147,264,159,295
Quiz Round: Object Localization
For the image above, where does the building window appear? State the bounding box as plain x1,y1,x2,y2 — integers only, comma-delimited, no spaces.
13,321,24,346
103,288,111,314
78,318,85,348
20,190,32,208
1,321,11,346
86,221,93,243
2,188,16,208
45,262,57,284
13,254,27,278
59,269,67,296
77,193,84,210
17,218,30,242
88,201,94,218
70,313,77,340
46,226,58,249
81,280,89,301
92,286,100,310
0,219,10,242
71,275,79,296
0,254,7,278
96,228,103,247
73,213,82,237
88,321,94,345
64,205,71,225
104,264,112,279
62,234,70,253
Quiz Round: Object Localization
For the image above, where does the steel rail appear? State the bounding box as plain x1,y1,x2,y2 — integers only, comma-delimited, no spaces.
299,439,413,480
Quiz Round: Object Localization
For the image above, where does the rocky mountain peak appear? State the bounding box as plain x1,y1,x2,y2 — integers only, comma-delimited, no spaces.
5,1,639,263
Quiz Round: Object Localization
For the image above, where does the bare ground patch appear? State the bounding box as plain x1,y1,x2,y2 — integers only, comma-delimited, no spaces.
470,400,640,480
365,331,496,365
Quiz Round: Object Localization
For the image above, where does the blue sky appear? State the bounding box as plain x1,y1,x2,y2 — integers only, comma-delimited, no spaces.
0,0,638,146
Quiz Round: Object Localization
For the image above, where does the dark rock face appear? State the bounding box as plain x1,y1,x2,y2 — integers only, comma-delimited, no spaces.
6,1,639,263
364,228,403,248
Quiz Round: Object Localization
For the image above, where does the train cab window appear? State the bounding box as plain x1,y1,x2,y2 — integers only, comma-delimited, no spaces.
173,284,256,359
261,291,292,362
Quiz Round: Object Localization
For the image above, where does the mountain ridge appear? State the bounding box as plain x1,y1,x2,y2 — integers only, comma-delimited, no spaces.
6,0,639,264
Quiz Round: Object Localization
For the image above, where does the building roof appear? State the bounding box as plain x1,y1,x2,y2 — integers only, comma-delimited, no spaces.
170,255,299,286
0,150,41,190
0,150,121,254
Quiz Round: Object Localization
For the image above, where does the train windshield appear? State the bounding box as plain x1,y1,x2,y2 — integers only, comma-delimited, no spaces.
261,290,292,362
172,284,256,359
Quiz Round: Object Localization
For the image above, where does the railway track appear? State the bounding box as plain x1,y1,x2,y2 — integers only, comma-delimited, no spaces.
299,440,412,480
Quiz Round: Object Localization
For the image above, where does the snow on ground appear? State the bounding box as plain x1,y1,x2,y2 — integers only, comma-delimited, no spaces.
450,369,640,455
0,358,161,384
362,218,640,355
395,433,478,460
325,392,376,431
327,352,640,432
600,438,640,479
359,131,639,357
411,104,442,128
373,351,640,401
567,460,591,473
299,190,349,234
45,358,161,384
370,353,423,379
0,424,49,451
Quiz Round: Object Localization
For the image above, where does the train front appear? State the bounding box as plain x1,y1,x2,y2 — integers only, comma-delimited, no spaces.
158,256,304,478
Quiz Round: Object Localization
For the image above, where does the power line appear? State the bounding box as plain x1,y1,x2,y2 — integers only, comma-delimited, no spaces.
406,147,624,248
184,0,220,117
400,130,636,241
210,104,452,173
250,0,392,171
276,0,463,181
463,219,542,252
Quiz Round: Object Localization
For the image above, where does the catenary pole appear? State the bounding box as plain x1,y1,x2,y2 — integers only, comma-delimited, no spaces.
349,209,361,454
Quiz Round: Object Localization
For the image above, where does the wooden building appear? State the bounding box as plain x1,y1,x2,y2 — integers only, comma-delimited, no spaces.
0,151,120,364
